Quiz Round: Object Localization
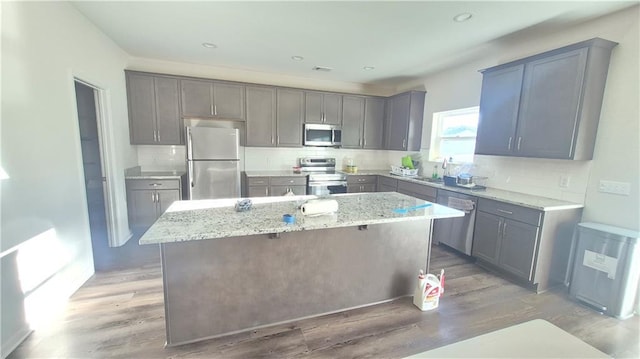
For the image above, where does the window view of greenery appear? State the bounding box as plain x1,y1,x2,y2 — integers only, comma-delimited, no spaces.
429,107,479,163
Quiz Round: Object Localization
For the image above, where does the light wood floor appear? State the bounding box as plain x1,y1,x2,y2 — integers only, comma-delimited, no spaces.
10,244,639,358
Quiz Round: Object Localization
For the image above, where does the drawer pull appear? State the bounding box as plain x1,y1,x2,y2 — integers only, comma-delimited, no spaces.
149,183,163,187
497,209,513,215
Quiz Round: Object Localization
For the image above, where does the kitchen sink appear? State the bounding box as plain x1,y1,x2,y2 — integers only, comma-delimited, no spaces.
414,177,444,184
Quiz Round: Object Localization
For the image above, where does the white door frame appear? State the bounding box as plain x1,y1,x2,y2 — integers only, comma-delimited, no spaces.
73,77,118,247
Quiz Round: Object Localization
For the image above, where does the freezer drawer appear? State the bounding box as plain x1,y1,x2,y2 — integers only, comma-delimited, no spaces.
188,160,240,200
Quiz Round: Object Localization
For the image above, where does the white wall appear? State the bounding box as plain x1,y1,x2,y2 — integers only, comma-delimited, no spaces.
406,7,639,230
1,2,136,356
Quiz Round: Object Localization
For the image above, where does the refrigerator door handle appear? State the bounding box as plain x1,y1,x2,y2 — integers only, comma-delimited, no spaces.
188,160,194,188
186,127,193,160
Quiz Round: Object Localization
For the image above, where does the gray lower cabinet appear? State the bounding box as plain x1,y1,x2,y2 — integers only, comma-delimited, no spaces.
304,91,342,125
180,79,245,120
475,38,617,160
246,175,307,197
377,176,398,192
126,179,182,230
347,175,376,193
472,198,581,292
126,71,182,145
385,91,425,151
396,179,437,202
245,86,277,147
276,89,304,147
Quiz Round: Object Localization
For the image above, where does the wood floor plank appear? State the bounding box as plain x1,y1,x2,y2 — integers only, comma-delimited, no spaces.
8,244,639,359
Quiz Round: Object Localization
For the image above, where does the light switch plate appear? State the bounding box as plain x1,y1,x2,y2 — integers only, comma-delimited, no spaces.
598,180,631,195
559,175,570,188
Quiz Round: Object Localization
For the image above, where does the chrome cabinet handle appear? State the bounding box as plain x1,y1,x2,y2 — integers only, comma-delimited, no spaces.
517,137,522,151
210,104,214,115
497,219,502,236
363,138,366,147
502,221,507,235
265,187,269,196
276,135,280,145
497,209,513,215
508,137,512,150
151,192,155,202
402,138,406,149
149,183,163,187
214,105,218,116
157,130,160,142
271,135,274,144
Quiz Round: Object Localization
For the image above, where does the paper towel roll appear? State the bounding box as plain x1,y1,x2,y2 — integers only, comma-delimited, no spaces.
300,199,339,216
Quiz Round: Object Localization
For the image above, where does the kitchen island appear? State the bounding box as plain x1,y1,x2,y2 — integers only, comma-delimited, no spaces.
140,192,463,346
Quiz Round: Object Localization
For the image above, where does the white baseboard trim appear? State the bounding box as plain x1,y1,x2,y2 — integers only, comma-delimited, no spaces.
1,327,33,359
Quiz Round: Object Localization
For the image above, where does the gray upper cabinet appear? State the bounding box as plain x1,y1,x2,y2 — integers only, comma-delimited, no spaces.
341,96,365,148
304,91,342,125
363,97,385,149
385,90,425,151
474,65,524,156
245,86,276,147
276,88,304,147
126,71,182,145
475,38,617,160
180,79,245,120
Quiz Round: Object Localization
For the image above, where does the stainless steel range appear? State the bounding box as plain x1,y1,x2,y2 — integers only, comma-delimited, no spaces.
298,157,347,196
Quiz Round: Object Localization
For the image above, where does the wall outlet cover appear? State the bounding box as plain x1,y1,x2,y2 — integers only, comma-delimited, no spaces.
598,180,631,195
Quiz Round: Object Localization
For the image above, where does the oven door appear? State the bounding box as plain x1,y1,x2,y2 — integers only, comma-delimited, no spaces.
308,181,347,196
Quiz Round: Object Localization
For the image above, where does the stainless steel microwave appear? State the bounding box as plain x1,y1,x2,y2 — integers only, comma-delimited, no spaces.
303,124,342,147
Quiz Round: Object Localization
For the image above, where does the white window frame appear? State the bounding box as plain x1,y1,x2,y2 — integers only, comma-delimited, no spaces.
429,106,479,163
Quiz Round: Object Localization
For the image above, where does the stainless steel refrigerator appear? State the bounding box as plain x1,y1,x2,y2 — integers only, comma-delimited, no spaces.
186,126,240,200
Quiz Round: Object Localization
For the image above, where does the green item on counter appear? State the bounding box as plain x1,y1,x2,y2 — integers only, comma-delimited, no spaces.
402,156,414,169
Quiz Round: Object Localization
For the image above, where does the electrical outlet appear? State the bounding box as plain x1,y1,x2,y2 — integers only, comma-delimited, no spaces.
559,175,570,188
598,180,631,195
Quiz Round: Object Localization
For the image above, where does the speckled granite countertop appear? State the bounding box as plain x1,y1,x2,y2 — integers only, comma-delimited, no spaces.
344,171,582,211
139,192,463,244
245,170,308,177
125,166,186,180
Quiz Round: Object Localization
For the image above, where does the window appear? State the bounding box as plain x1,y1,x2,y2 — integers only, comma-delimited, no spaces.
429,106,479,163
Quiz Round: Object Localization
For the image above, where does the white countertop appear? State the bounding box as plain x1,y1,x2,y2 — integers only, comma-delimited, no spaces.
139,192,463,245
125,166,185,180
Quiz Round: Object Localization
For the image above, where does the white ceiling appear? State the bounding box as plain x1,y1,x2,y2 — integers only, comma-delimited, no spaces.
71,1,636,87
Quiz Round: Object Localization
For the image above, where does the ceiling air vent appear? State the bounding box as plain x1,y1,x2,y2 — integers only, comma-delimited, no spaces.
312,66,333,72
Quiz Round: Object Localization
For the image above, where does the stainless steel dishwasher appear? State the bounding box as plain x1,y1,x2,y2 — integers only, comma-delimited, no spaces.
433,189,477,255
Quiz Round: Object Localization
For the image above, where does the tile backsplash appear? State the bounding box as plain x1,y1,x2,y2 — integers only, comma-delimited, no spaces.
138,145,590,203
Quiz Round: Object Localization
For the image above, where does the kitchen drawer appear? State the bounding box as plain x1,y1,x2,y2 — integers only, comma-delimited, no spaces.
247,177,270,186
377,176,398,189
347,175,377,185
126,179,180,190
269,176,307,186
397,180,437,198
477,198,542,226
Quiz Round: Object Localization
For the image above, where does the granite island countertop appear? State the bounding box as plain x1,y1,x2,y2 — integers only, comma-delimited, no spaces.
345,170,583,211
139,192,463,245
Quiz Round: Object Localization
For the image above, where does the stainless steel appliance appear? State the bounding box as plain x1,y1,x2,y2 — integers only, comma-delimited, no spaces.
303,124,342,147
433,189,477,255
299,157,347,196
186,126,240,199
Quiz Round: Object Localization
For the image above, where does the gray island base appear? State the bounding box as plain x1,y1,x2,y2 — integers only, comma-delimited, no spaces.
140,192,463,346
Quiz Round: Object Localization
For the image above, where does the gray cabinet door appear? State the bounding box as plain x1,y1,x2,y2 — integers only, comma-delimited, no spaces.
515,48,588,159
154,77,182,145
276,88,304,147
475,65,524,156
157,190,180,217
213,82,245,120
363,97,385,149
386,93,411,150
270,185,306,196
127,190,158,229
127,73,156,144
323,93,342,125
341,96,365,148
245,86,276,147
498,218,539,281
181,79,213,117
304,92,323,123
248,186,269,197
472,211,501,265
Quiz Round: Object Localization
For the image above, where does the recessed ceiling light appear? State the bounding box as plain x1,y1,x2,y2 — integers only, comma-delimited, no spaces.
453,13,472,22
363,66,375,71
291,56,304,61
202,42,217,48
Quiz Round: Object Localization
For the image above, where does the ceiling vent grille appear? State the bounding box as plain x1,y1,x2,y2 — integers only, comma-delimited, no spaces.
312,66,333,72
